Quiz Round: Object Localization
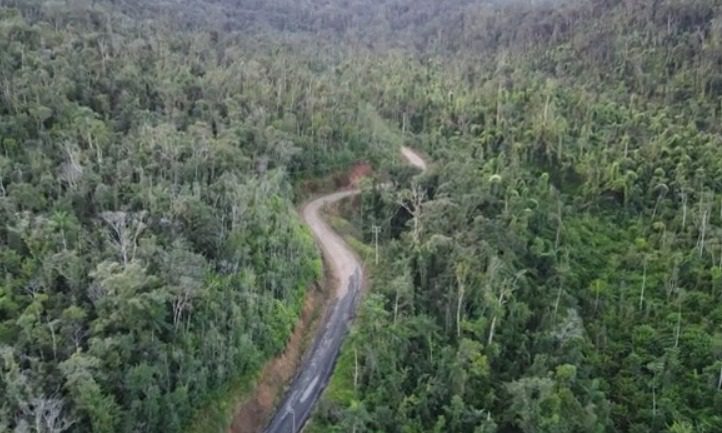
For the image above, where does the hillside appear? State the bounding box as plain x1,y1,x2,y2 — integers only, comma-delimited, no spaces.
1,1,722,432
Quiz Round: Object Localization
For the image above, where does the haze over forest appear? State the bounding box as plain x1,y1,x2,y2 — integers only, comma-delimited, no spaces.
1,1,722,433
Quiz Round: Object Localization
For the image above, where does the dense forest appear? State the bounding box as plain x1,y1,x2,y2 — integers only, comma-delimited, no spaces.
0,0,391,431
308,1,722,433
1,0,722,432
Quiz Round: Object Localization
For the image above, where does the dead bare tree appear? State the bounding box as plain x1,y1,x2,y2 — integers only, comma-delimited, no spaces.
0,172,6,197
639,257,648,310
100,211,147,267
455,262,469,338
396,182,426,244
485,257,524,347
697,205,710,257
59,141,83,189
681,191,688,229
171,276,201,333
19,396,75,433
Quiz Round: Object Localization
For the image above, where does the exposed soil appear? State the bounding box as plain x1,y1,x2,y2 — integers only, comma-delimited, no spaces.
297,161,373,196
227,278,330,433
346,162,373,187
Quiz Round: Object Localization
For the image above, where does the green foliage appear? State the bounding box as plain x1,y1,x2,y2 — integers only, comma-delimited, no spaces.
3,0,722,432
0,1,378,431
305,1,722,432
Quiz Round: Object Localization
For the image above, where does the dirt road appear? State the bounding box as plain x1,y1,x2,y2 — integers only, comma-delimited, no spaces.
263,148,426,433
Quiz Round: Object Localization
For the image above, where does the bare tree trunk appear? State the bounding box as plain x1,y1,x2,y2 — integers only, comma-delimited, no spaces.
413,215,419,244
354,347,359,390
555,197,563,252
97,39,108,79
674,307,682,349
456,282,464,338
487,316,497,346
428,334,434,363
48,321,58,361
681,192,688,229
455,265,466,338
3,79,14,114
393,289,400,325
557,135,564,162
60,227,67,251
552,285,563,322
639,259,647,310
698,208,709,257
652,386,657,418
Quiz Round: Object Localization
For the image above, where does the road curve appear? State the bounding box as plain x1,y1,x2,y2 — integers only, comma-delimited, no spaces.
263,148,426,433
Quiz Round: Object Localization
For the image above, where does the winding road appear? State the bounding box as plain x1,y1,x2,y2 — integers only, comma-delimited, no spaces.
263,147,426,433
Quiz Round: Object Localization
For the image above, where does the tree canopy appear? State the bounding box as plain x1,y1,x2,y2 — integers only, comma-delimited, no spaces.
2,0,722,432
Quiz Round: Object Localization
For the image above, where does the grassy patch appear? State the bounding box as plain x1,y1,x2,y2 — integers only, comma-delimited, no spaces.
323,340,358,404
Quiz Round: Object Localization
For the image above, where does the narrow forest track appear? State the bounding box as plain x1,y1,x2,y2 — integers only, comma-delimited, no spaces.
262,148,427,433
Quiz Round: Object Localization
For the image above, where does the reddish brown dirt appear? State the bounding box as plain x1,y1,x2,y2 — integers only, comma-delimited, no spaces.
346,162,373,187
298,161,373,195
228,279,331,433
330,161,372,189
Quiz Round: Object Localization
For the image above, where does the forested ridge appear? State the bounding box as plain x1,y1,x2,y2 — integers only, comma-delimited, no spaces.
305,1,722,433
1,0,722,432
0,0,391,431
